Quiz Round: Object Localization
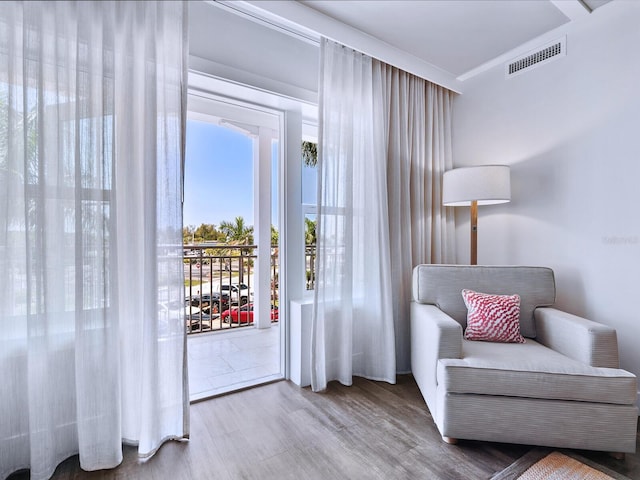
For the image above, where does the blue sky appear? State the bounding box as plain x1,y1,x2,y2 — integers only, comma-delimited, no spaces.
184,119,317,231
184,120,254,228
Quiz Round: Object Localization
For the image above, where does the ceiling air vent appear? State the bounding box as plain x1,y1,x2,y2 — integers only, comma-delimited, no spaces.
505,37,566,78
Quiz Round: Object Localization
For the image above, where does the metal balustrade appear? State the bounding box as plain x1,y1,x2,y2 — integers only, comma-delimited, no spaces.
183,243,316,334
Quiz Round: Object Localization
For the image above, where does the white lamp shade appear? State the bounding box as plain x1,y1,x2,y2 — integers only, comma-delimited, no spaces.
443,165,511,206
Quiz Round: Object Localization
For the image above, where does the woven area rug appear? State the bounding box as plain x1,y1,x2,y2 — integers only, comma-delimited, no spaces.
492,449,632,480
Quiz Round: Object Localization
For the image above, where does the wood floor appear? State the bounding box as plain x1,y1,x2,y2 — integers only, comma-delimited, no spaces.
10,375,640,479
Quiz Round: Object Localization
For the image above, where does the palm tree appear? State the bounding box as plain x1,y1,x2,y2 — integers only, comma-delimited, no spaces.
304,217,316,245
1,92,36,234
302,141,317,167
219,216,254,282
304,218,316,290
219,216,253,245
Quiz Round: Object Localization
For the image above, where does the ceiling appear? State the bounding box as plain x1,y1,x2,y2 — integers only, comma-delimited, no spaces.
301,0,616,78
239,0,613,90
301,0,571,78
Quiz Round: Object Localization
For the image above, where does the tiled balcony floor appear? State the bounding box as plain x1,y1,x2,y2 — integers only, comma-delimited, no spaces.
187,324,282,401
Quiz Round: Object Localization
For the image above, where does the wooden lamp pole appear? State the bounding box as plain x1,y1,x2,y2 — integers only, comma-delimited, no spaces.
470,200,478,265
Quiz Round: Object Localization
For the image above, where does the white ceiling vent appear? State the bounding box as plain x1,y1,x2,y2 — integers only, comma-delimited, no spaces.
505,37,566,78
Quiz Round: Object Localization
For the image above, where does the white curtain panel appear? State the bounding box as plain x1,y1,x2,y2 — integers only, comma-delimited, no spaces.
312,39,455,391
379,60,456,373
0,2,189,479
312,40,396,391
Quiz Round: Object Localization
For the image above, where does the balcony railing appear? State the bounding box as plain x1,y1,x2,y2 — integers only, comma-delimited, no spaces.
184,243,316,334
305,244,316,291
184,244,262,334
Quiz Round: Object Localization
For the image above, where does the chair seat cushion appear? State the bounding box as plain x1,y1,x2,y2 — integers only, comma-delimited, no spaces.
437,339,637,405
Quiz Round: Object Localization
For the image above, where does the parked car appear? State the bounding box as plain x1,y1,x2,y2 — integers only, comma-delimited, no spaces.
220,283,251,305
220,303,278,324
187,292,229,313
185,305,218,332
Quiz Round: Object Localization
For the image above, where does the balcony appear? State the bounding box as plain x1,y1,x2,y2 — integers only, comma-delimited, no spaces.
183,243,314,399
187,324,281,400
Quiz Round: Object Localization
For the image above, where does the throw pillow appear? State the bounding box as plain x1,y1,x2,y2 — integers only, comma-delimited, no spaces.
461,289,525,343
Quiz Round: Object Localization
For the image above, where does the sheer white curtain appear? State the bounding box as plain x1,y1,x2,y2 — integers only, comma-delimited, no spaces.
312,40,396,391
0,2,188,479
311,39,454,391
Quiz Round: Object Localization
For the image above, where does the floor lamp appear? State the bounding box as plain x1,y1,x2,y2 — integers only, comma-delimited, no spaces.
443,165,511,265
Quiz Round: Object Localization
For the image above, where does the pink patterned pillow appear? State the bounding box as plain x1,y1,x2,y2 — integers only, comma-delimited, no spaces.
461,289,525,343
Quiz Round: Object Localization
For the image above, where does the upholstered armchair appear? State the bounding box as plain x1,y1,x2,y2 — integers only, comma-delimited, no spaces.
410,265,638,453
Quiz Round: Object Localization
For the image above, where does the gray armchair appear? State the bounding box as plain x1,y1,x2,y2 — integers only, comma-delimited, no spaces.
410,265,638,453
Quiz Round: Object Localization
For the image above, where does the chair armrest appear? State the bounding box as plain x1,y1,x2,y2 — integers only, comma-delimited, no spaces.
534,307,619,368
411,303,462,412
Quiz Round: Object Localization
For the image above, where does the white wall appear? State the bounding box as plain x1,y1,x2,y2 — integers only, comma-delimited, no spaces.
452,1,640,386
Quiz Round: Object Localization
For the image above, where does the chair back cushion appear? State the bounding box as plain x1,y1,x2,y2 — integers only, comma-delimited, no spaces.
412,265,556,338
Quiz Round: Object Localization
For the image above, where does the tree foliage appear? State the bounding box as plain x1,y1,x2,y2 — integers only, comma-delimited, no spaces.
183,223,221,244
219,216,254,245
183,219,284,248
305,217,316,245
195,223,219,242
302,141,317,167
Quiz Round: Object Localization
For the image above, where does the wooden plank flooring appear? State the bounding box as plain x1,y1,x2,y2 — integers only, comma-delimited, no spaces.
9,375,640,479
